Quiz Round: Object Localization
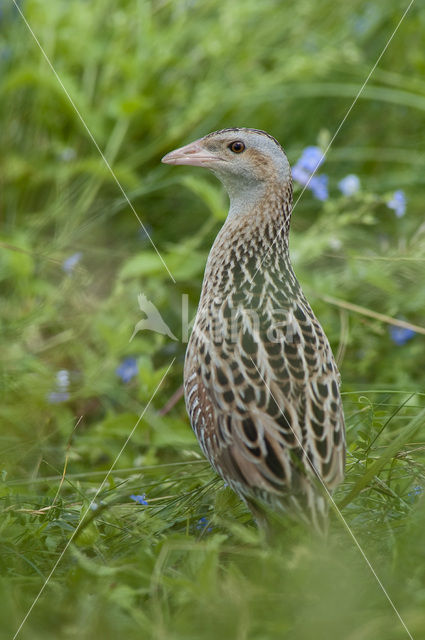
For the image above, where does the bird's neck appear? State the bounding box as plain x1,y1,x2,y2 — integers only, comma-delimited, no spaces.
225,179,291,225
227,182,268,219
201,181,294,299
225,180,293,240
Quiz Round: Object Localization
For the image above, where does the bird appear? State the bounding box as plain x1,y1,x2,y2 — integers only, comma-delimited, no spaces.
161,128,345,531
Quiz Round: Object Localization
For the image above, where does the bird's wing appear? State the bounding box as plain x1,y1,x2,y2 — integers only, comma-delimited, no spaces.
185,293,345,504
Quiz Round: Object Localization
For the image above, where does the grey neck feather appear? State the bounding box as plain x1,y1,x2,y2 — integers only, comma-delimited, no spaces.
224,177,268,219
213,170,290,220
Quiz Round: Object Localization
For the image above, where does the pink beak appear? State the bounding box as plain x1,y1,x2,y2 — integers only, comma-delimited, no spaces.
161,140,219,167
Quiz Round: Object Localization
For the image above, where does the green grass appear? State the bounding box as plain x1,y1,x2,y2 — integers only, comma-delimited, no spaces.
1,0,425,638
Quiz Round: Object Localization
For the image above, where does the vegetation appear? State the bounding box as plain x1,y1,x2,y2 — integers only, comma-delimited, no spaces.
1,1,424,638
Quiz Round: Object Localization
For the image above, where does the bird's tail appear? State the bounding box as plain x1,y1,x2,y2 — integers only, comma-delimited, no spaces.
245,480,330,538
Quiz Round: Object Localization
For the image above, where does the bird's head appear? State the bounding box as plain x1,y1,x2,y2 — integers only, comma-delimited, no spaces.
162,128,291,217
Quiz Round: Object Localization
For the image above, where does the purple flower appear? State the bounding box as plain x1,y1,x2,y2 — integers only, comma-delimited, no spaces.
338,174,360,196
292,146,328,201
116,357,138,383
196,517,212,532
62,252,82,274
130,494,148,506
387,190,406,218
390,325,415,345
47,391,70,404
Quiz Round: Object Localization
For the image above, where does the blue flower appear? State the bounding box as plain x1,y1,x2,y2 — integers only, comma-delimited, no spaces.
389,325,415,345
338,174,360,196
196,517,212,532
296,146,325,172
292,146,328,201
62,252,82,274
116,357,138,383
47,369,71,403
407,485,422,503
130,493,148,506
387,190,406,217
138,224,153,244
59,147,76,162
309,174,329,201
0,47,12,63
56,369,70,390
291,164,309,185
47,391,70,404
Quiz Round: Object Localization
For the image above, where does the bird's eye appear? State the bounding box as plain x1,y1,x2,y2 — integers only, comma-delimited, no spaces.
228,140,245,153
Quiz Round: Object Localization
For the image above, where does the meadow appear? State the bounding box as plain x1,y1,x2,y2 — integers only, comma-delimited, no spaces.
1,1,425,638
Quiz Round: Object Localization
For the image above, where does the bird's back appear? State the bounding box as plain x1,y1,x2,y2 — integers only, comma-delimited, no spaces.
184,197,345,529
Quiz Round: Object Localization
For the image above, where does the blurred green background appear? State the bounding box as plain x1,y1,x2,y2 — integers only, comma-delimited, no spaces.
1,1,425,638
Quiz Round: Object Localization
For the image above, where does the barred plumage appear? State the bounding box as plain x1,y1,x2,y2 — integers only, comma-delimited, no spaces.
162,128,345,530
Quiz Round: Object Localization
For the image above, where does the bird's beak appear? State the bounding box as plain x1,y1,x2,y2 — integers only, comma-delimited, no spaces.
161,140,219,167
